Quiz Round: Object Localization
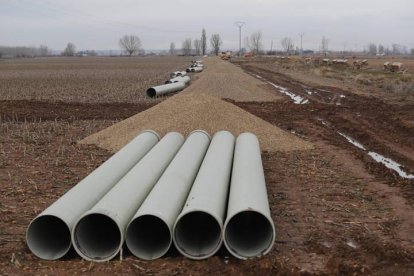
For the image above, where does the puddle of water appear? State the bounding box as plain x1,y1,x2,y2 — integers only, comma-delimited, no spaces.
337,132,366,150
336,131,414,179
268,82,309,104
252,73,310,105
368,152,414,179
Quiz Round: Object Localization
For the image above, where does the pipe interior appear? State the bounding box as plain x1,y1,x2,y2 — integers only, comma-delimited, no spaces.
73,214,121,261
174,211,221,258
26,215,71,260
126,215,171,260
225,211,274,258
146,88,156,98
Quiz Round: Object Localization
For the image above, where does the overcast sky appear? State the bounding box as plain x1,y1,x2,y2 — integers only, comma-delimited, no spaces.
1,0,413,52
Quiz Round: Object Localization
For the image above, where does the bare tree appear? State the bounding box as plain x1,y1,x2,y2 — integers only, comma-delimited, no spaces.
86,49,97,56
169,42,175,55
39,45,49,57
392,44,401,55
210,34,222,55
182,38,192,56
62,42,76,56
250,31,263,55
378,44,385,55
320,36,329,56
119,35,142,56
194,39,201,56
201,28,207,55
367,43,377,55
411,48,414,55
280,37,294,55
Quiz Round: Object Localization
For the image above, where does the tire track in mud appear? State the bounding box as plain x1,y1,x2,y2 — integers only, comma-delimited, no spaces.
233,63,414,205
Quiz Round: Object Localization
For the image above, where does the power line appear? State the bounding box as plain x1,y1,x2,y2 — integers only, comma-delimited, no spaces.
19,0,200,35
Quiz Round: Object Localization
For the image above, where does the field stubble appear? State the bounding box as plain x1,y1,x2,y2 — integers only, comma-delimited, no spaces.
0,56,192,103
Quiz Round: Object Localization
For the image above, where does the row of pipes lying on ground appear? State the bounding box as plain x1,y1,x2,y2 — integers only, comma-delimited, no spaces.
146,60,204,97
26,130,275,262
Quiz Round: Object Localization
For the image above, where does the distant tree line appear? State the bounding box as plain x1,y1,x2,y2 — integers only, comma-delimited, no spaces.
170,28,223,56
2,33,413,59
366,43,411,55
0,45,50,58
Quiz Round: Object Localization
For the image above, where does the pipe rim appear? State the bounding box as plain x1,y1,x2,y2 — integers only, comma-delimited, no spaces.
223,210,275,260
189,130,211,140
146,88,156,98
72,212,123,262
139,130,161,141
173,210,223,260
26,214,71,260
125,214,172,260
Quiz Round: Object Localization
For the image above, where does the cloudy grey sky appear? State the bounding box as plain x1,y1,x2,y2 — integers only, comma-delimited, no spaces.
1,0,413,51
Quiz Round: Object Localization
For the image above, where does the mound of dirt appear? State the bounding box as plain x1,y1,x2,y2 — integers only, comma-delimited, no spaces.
183,58,282,102
80,93,313,153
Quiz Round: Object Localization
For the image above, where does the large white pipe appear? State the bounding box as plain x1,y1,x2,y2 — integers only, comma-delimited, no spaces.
125,130,211,260
26,130,160,260
165,75,190,84
170,71,180,78
191,63,204,67
190,67,203,73
223,133,275,259
173,131,235,259
170,71,187,78
146,82,186,98
72,132,184,262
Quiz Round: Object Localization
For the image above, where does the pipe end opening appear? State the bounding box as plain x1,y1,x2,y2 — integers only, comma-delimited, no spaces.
224,211,275,259
126,215,171,260
26,215,71,260
73,213,122,261
146,88,156,98
174,211,222,259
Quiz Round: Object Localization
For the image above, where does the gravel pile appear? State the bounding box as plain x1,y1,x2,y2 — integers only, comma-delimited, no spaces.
80,92,313,153
183,58,282,102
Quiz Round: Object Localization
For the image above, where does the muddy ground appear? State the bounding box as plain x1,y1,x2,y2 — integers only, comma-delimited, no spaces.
1,62,414,275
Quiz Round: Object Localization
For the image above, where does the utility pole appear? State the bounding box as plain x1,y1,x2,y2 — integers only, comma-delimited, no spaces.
299,32,304,56
270,40,273,54
235,21,245,56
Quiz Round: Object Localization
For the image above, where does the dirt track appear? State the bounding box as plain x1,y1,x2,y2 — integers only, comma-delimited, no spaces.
1,58,414,275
